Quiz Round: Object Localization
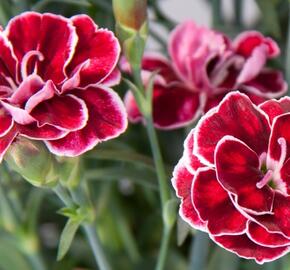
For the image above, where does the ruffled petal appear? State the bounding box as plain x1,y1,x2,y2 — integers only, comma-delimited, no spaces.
0,32,17,84
279,157,290,195
212,234,290,264
259,96,290,125
215,136,274,214
0,108,13,137
253,193,290,238
9,74,44,106
183,129,204,173
125,83,201,129
192,168,247,235
169,21,227,85
1,101,35,125
237,45,267,84
172,159,206,231
46,86,127,156
247,221,290,247
242,69,287,99
6,12,77,83
195,92,270,165
234,31,280,58
66,15,120,87
0,126,17,161
30,94,88,131
268,113,290,162
141,53,179,82
19,123,67,140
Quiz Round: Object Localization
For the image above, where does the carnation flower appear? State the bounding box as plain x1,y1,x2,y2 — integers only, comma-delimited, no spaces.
123,21,287,129
0,12,127,160
172,91,290,264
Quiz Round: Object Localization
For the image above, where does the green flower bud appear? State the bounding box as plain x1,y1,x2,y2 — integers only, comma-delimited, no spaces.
113,0,147,31
113,0,148,70
4,138,58,187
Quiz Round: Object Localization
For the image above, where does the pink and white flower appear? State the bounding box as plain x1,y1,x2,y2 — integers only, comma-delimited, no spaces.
124,21,287,129
0,12,127,160
172,91,290,264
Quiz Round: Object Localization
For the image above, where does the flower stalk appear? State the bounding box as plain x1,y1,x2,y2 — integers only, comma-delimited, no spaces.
53,183,111,270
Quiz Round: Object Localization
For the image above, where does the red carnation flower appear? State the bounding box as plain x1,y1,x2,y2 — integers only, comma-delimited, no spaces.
172,91,290,264
123,21,287,129
0,12,127,160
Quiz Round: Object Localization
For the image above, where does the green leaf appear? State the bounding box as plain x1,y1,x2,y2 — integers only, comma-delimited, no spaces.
57,218,82,261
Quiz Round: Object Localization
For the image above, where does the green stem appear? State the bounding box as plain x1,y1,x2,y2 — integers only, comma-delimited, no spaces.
53,184,111,270
83,224,112,270
155,228,171,270
145,116,170,208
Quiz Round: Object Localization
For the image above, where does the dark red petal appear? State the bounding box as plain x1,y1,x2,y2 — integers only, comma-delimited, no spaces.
6,12,41,62
234,31,280,58
0,126,17,162
19,123,68,140
0,108,13,137
141,53,179,82
101,68,121,87
183,129,204,173
247,221,290,247
46,86,127,156
213,234,289,264
268,113,290,162
279,158,290,195
259,96,290,124
30,94,88,131
172,159,206,231
153,84,201,129
125,83,201,129
253,193,290,238
6,12,76,83
195,92,270,165
124,91,143,124
0,33,17,83
215,136,274,214
37,13,77,83
67,15,120,87
192,168,247,235
242,69,287,99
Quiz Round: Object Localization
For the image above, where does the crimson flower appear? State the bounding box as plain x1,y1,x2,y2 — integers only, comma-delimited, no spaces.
172,91,290,263
123,21,287,129
0,12,127,160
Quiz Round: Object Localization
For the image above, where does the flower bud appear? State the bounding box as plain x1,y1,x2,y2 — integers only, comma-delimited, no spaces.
113,0,147,31
4,138,58,187
113,0,148,70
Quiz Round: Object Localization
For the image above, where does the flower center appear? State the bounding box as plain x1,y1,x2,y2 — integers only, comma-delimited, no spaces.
21,50,44,80
257,137,287,192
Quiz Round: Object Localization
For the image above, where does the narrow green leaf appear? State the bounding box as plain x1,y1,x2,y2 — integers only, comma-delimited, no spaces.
57,218,82,261
177,217,191,246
